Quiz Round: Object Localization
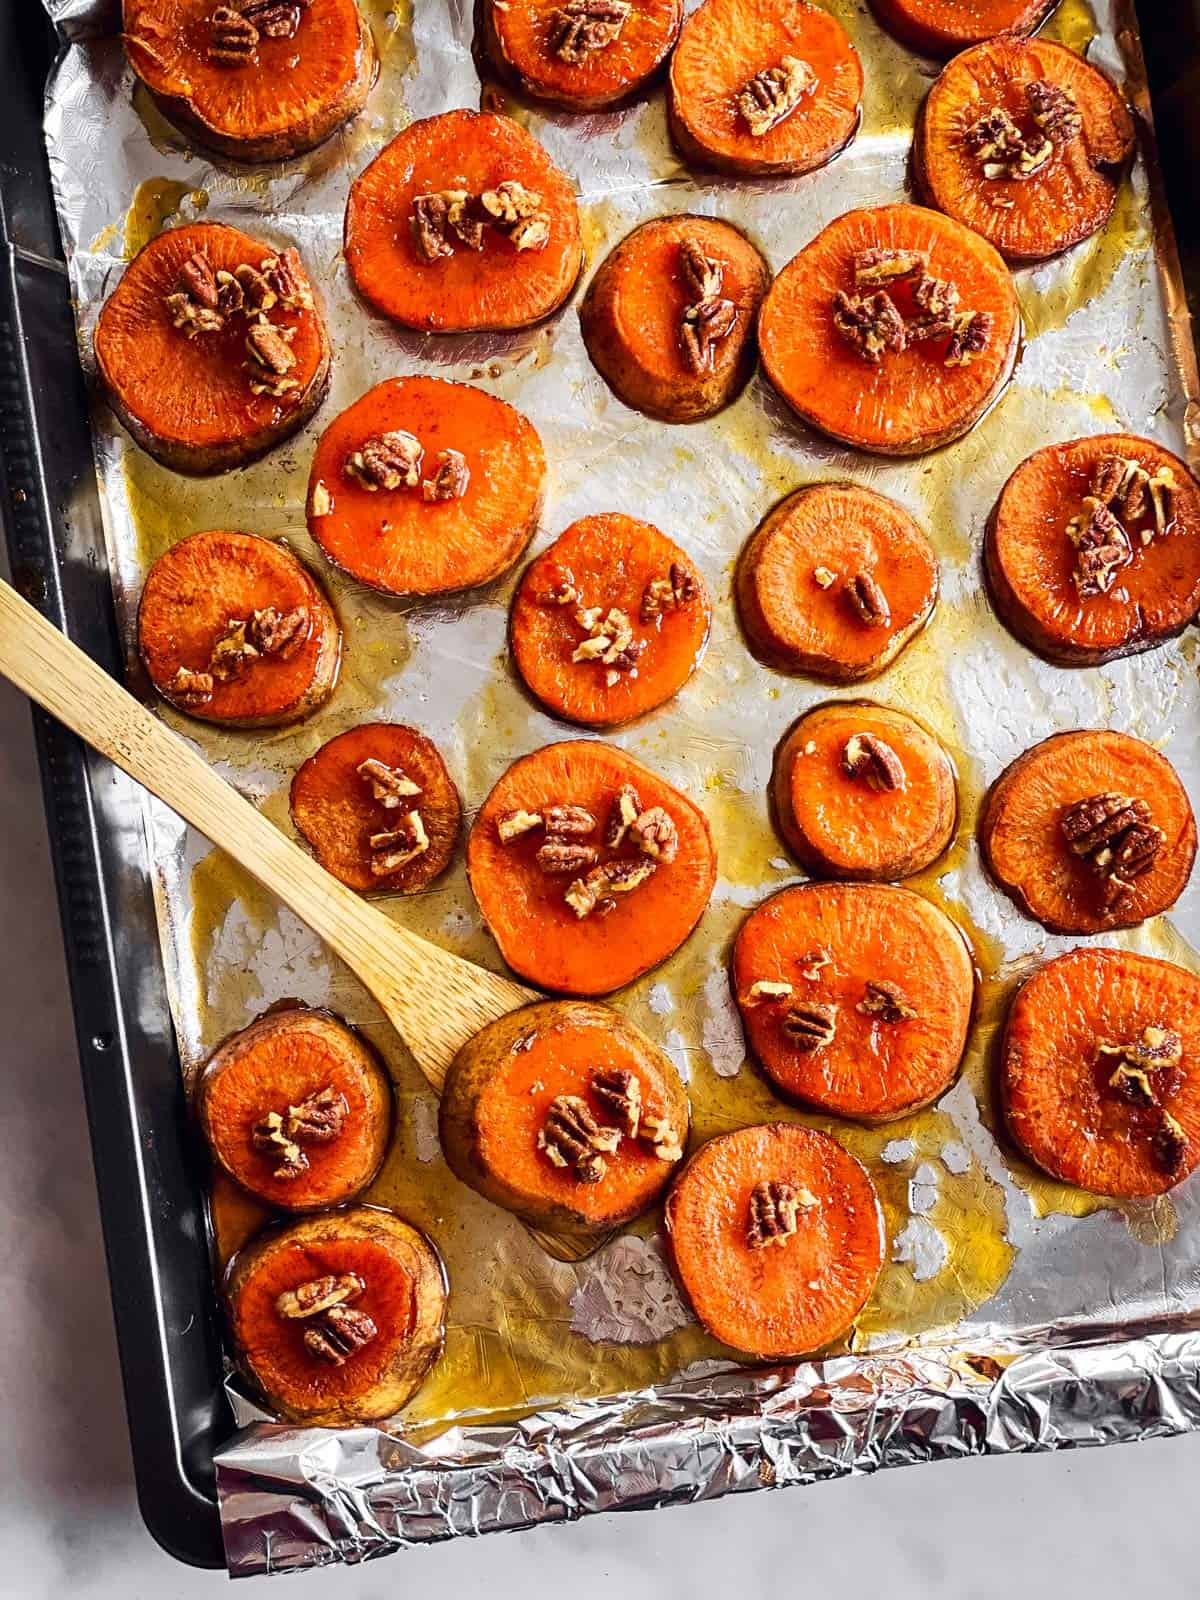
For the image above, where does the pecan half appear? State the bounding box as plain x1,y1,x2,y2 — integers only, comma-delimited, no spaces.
245,322,299,396
422,448,470,502
853,248,927,289
285,1084,348,1143
545,803,597,837
168,665,214,706
412,193,454,263
944,310,993,368
249,605,309,658
1091,453,1150,525
832,290,906,363
209,619,259,682
679,238,724,302
261,248,314,310
536,838,600,876
843,732,905,792
479,181,551,252
640,562,696,622
497,808,543,842
680,296,738,375
845,571,890,627
357,757,422,806
243,0,311,37
1025,78,1082,143
251,1110,308,1179
345,430,423,491
234,261,277,314
549,0,631,63
735,55,815,137
276,1272,364,1319
857,979,917,1022
604,785,642,849
591,1066,641,1138
1148,466,1179,538
1061,792,1162,907
1067,497,1133,596
369,811,429,875
782,1001,837,1050
303,1305,378,1365
629,805,678,863
209,5,259,64
537,1093,620,1181
179,251,219,310
747,1178,812,1248
1151,1111,1187,1176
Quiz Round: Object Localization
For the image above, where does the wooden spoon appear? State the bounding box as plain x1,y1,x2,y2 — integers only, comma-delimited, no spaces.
0,577,606,1261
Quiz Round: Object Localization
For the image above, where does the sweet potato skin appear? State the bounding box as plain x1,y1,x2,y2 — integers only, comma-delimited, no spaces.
869,0,1060,59
440,1000,690,1235
480,0,682,110
225,1207,447,1424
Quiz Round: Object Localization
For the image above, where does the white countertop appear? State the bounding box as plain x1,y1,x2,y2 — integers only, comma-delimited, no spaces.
3,617,1198,1598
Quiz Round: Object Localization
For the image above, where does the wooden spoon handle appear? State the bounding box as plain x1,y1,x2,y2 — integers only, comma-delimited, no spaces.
0,578,533,1084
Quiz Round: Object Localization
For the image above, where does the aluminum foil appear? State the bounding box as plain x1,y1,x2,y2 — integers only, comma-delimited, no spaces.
38,0,1200,1575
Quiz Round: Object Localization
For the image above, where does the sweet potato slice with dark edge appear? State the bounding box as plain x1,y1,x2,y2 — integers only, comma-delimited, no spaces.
1002,947,1200,1198
664,1123,884,1357
93,222,330,475
869,0,1059,59
307,376,546,597
773,702,957,882
440,999,689,1236
344,110,583,333
197,1007,392,1211
980,730,1196,936
481,0,682,110
123,0,377,163
579,215,770,423
509,514,711,727
985,433,1200,665
468,740,717,995
225,1206,447,1424
137,529,342,727
758,203,1020,457
735,482,937,680
290,723,462,894
668,0,862,177
915,40,1134,264
731,883,975,1121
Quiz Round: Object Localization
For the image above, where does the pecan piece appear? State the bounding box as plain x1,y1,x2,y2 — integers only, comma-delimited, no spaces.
422,448,470,502
853,247,927,289
214,269,245,315
906,271,961,342
679,238,724,302
168,665,214,706
680,296,738,375
179,251,219,310
249,605,309,658
538,1093,620,1181
1101,1023,1184,1074
857,979,917,1022
261,247,314,310
1061,792,1162,907
412,193,454,263
641,1113,682,1162
564,857,655,918
966,104,1051,179
604,784,642,849
944,310,993,368
345,430,423,491
369,810,429,875
1091,453,1150,525
747,1178,814,1248
497,808,543,842
1150,1111,1187,1176
357,757,422,806
1148,466,1179,538
1067,497,1133,596
276,1272,364,1319
842,732,905,792
629,805,678,863
303,1305,378,1365
741,979,794,1006
209,5,259,64
251,1110,308,1179
832,290,906,363
164,291,223,339
536,838,600,875
245,322,299,396
243,0,311,36
782,1001,837,1050
549,0,631,64
735,55,816,137
479,181,551,252
1108,1064,1158,1108
545,803,596,838
591,1066,641,1139
602,857,657,894
234,261,277,314
1025,78,1082,143
572,608,643,673
209,619,259,682
641,562,696,622
845,571,890,627
797,948,831,981
286,1084,348,1143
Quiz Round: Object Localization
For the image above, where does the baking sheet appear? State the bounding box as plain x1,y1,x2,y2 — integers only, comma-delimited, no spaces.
39,0,1200,1573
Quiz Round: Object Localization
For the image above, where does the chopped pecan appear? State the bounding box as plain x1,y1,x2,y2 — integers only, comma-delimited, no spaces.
261,247,314,310
179,251,219,311
782,1001,837,1050
797,948,831,981
164,291,223,338
604,786,642,848
251,1110,308,1179
498,808,544,842
209,619,260,682
944,310,993,368
853,247,927,289
572,607,645,675
906,271,961,342
640,563,696,622
286,1085,348,1143
630,805,678,863
276,1272,364,1319
303,1305,378,1365
641,1113,683,1162
248,605,309,658
591,1066,641,1138
845,571,890,627
813,566,837,589
345,430,423,491
1108,1063,1158,1108
735,55,816,137
603,857,657,893
422,448,470,503
245,322,298,396
358,757,421,806
536,838,600,875
545,803,596,838
538,1093,620,1181
168,665,214,706
209,5,259,64
541,566,579,607
243,0,312,35
832,290,906,363
412,193,454,263
214,269,245,315
446,191,485,251
1026,78,1082,143
564,857,656,918
857,979,917,1022
369,810,429,875
549,0,631,64
679,238,724,302
966,104,1051,179
1104,1023,1184,1073
747,1178,812,1248
479,181,551,252
1091,453,1150,525
1061,791,1162,907
1148,466,1179,538
1150,1111,1187,1176
843,732,905,792
1067,497,1133,596
234,261,277,314
680,296,738,375
742,979,794,1006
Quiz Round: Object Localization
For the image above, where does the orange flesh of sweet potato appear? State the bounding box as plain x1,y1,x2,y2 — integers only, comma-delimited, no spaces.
869,0,1059,58
307,375,546,597
736,481,938,680
985,433,1200,665
509,513,711,727
668,0,862,176
198,1007,392,1210
123,0,376,161
980,730,1196,935
579,215,770,423
758,203,1020,456
773,701,957,881
137,529,342,726
93,222,330,473
916,40,1134,264
468,740,717,995
290,723,462,894
1002,947,1200,1197
483,0,682,109
344,110,583,333
664,1122,884,1357
732,883,975,1120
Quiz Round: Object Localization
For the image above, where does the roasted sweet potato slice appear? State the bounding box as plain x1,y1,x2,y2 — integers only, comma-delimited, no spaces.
481,0,682,110
307,376,545,597
664,1123,884,1357
736,482,938,679
290,723,462,893
440,999,689,1236
732,883,975,1120
137,529,341,726
579,215,770,423
344,110,583,332
197,1007,393,1210
1002,947,1200,1198
509,514,711,727
668,0,862,176
468,740,717,995
915,40,1134,263
123,0,377,162
94,222,330,474
980,730,1196,935
225,1206,447,1424
869,0,1059,58
773,702,957,881
758,203,1020,456
985,433,1200,665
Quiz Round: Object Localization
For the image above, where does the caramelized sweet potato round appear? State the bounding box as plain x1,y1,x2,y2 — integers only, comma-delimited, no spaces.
510,514,711,727
137,529,342,726
773,702,957,881
226,1206,447,1424
758,203,1020,456
94,222,330,474
732,883,975,1120
468,740,717,995
869,0,1059,58
665,1123,884,1357
345,110,583,332
736,482,938,679
985,434,1200,665
1002,948,1200,1197
123,0,377,162
440,999,690,1236
197,1007,392,1210
481,0,682,109
580,214,770,423
290,723,462,894
668,0,863,176
980,730,1196,935
307,376,545,597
